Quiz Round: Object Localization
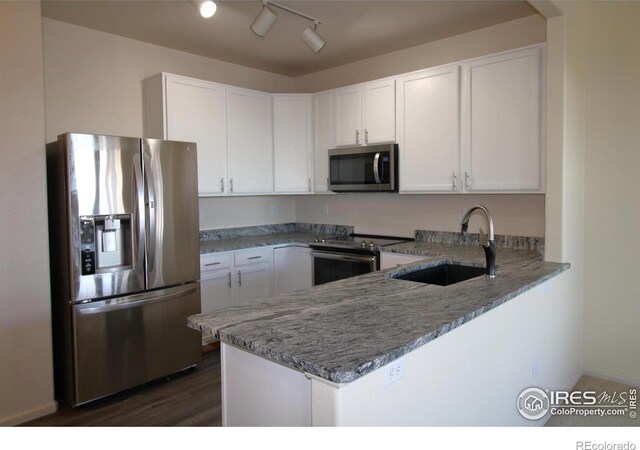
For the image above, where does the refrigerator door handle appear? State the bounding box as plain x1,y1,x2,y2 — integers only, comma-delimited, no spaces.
133,155,146,277
144,151,157,277
75,284,198,315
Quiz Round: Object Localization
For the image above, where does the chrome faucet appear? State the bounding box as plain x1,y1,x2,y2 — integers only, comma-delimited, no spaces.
460,205,496,278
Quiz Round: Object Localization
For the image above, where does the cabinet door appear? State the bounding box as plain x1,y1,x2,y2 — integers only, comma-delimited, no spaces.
201,269,235,313
236,262,273,305
334,86,362,146
313,92,333,192
273,95,312,193
165,75,227,195
363,79,395,144
462,47,542,192
397,65,461,192
226,87,273,194
273,246,312,295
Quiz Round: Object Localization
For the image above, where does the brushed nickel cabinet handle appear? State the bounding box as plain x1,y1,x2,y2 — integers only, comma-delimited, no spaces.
227,272,231,288
452,173,457,191
355,129,360,144
220,177,224,192
465,172,471,190
205,262,221,267
230,178,234,193
237,270,242,286
365,129,369,144
248,256,262,260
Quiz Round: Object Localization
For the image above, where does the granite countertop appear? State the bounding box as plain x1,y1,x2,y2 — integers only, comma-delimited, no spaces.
200,232,323,254
199,223,354,254
189,238,569,384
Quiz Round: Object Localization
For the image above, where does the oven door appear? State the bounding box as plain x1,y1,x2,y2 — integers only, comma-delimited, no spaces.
311,251,377,286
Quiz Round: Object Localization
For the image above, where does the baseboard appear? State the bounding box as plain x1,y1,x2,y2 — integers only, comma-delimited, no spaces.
0,401,58,426
583,368,640,388
536,367,585,427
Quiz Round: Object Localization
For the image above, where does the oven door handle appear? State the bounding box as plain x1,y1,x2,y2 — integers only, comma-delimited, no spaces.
310,251,376,264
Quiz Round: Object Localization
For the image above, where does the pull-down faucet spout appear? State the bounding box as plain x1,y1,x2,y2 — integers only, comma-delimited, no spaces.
460,205,496,278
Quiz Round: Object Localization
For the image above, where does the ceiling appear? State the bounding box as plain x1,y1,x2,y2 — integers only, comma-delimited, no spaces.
41,0,540,77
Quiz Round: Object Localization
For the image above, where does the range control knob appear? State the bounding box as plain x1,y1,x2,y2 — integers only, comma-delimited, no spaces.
361,241,367,248
321,238,326,244
314,237,319,243
369,241,375,248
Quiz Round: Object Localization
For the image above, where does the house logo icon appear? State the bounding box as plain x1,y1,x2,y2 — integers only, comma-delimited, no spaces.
517,388,550,420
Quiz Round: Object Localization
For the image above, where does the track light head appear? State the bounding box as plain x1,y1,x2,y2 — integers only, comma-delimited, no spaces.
193,1,217,19
251,5,278,37
301,23,326,53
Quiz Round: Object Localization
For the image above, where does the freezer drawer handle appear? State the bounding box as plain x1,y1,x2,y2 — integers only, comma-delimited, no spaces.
75,284,198,315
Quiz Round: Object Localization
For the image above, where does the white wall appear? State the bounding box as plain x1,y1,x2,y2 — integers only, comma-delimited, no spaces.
581,1,640,385
0,1,56,426
295,194,545,237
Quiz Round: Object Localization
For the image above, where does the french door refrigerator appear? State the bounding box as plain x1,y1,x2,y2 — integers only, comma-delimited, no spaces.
46,133,202,406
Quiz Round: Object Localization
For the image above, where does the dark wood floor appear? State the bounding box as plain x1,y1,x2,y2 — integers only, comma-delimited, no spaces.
24,350,222,426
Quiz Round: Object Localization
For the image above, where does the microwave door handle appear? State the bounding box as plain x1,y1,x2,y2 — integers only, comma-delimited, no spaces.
373,152,381,184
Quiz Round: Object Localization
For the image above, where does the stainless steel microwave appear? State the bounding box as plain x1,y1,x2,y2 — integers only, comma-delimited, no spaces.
328,144,398,192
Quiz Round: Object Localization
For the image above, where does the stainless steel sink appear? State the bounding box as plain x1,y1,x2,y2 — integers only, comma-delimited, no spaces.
392,263,486,286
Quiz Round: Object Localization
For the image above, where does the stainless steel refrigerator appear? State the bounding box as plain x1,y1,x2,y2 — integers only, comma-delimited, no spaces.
46,133,201,407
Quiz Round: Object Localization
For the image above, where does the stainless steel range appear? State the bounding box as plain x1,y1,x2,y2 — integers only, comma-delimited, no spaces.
309,234,411,286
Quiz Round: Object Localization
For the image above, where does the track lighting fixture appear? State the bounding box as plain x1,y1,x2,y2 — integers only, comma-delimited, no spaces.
193,1,217,19
301,23,326,54
251,4,278,37
250,0,326,53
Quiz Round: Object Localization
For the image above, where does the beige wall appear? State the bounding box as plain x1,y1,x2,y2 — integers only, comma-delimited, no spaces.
0,2,56,425
581,1,640,384
42,18,295,143
294,14,546,93
295,194,545,238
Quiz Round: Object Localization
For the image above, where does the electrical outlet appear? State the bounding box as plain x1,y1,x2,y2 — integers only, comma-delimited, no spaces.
384,358,405,386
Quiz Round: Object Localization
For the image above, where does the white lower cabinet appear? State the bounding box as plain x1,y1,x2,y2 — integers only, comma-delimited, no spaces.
380,252,429,270
273,245,312,296
235,247,273,305
199,248,273,343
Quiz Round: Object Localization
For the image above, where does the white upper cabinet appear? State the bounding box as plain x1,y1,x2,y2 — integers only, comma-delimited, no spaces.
363,79,396,145
461,46,543,192
226,87,274,194
144,73,227,196
333,85,362,146
333,79,396,147
396,65,461,193
273,95,313,193
313,92,333,192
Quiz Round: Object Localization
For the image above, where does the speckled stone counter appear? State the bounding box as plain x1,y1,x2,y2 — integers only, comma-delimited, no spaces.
189,238,569,384
199,223,353,254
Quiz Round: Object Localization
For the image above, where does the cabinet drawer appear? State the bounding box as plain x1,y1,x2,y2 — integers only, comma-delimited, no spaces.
200,252,233,272
234,247,272,266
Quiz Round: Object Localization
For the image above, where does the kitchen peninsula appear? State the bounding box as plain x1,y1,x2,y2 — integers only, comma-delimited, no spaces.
188,232,574,426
